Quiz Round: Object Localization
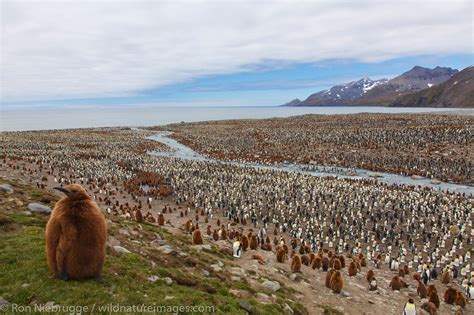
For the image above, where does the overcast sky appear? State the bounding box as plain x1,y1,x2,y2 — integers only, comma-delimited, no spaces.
1,0,472,107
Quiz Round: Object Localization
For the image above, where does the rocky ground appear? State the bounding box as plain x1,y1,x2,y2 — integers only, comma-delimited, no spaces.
1,159,471,314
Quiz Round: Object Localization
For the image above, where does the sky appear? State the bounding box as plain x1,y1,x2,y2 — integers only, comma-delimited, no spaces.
1,0,473,108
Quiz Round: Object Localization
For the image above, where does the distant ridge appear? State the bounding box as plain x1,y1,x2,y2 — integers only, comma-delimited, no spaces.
390,66,474,108
283,66,468,107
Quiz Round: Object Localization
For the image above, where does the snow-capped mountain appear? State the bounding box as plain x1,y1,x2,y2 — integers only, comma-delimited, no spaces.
284,66,458,106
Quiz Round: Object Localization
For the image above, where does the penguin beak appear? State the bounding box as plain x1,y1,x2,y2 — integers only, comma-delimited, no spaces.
54,187,69,194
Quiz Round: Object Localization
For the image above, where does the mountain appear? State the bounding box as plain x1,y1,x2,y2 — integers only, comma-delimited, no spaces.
390,66,474,108
353,66,459,105
284,66,459,106
285,78,388,106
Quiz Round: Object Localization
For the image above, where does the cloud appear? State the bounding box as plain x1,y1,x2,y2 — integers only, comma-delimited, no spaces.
1,0,472,102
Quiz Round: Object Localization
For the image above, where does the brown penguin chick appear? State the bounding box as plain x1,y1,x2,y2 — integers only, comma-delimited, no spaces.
399,269,405,277
441,271,451,284
291,255,302,273
135,209,143,223
325,269,335,288
389,276,402,291
366,269,375,282
309,253,316,263
322,256,330,271
330,270,344,294
444,287,457,304
251,253,265,265
261,243,272,251
265,236,271,244
403,265,410,275
157,213,165,226
304,245,311,254
282,244,289,254
46,184,107,281
348,261,357,276
273,237,279,246
427,284,437,298
180,211,184,218
241,235,249,250
338,255,346,268
192,228,204,245
417,281,428,298
413,272,421,282
455,291,467,308
312,256,322,270
184,219,193,232
298,245,305,255
429,291,440,309
212,229,219,241
206,225,212,236
249,235,258,250
301,254,310,266
360,257,367,267
332,258,342,270
276,248,286,263
216,219,220,226
221,228,228,240
421,302,437,315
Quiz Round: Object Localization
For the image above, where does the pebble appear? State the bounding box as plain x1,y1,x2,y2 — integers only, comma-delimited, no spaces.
164,277,173,285
147,275,160,283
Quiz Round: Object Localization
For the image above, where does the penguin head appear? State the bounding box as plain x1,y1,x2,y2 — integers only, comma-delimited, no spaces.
54,184,90,201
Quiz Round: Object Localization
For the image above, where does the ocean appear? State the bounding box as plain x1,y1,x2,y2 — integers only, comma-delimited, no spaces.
1,105,470,132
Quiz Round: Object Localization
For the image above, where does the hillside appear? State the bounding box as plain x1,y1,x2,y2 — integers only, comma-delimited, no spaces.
0,178,306,315
284,66,460,107
390,66,474,108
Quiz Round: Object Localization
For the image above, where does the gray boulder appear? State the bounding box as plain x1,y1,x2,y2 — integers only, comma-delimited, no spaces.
0,184,13,194
27,203,52,215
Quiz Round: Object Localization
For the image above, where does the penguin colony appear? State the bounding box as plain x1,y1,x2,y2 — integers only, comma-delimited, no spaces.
0,114,472,312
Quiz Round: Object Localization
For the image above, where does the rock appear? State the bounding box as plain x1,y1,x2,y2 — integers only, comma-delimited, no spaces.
229,289,241,297
201,269,210,277
15,199,24,207
164,277,173,285
256,293,272,304
231,276,241,282
217,261,224,267
178,252,188,258
210,264,223,272
193,244,212,251
27,203,52,215
239,300,253,313
147,275,160,283
289,273,298,281
282,303,294,315
150,238,166,247
230,267,245,277
164,296,175,300
156,245,176,255
262,280,281,292
107,236,121,247
118,229,130,236
340,291,351,298
0,184,14,194
112,246,131,254
21,283,30,288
